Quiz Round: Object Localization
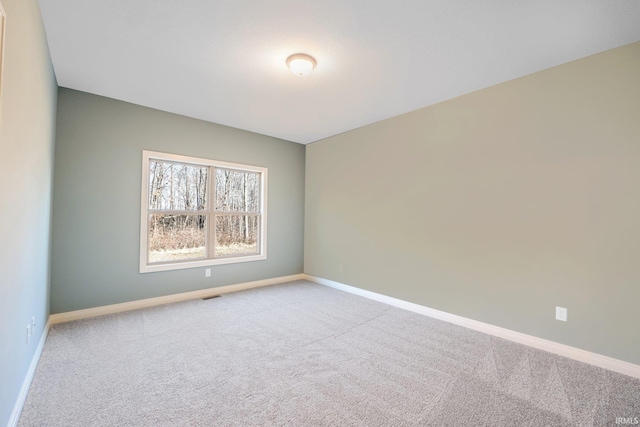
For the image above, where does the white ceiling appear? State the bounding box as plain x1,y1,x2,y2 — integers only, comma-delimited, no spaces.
38,0,640,144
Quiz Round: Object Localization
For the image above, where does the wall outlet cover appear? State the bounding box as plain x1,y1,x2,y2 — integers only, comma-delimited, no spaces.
556,306,568,322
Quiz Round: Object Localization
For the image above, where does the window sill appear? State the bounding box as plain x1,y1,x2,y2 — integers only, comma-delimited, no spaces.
139,253,267,274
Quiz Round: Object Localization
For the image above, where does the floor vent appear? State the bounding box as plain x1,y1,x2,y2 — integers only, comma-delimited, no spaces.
202,295,220,300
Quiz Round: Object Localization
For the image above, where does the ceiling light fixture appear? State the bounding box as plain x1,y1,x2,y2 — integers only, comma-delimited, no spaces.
286,53,316,77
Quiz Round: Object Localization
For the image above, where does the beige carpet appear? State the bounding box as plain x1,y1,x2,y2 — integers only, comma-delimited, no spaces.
19,280,640,426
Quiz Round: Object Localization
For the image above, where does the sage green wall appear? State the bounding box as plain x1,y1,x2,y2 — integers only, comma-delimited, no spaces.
0,0,57,424
51,88,305,314
305,42,640,365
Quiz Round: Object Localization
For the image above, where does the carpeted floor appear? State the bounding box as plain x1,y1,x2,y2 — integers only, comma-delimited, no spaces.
19,280,640,426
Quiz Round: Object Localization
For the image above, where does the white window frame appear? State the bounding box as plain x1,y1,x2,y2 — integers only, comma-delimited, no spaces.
140,150,267,273
0,1,6,109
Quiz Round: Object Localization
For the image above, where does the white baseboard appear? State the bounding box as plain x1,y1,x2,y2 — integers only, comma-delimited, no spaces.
303,274,640,380
49,274,306,325
8,319,51,427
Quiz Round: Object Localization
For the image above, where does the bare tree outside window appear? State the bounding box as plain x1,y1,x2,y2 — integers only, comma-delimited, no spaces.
148,161,208,262
214,168,260,257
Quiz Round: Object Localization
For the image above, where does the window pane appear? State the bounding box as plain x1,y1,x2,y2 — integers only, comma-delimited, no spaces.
149,214,207,263
149,161,208,210
215,169,259,212
215,215,259,257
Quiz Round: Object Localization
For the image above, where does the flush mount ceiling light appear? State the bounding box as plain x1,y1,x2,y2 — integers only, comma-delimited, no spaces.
286,53,316,77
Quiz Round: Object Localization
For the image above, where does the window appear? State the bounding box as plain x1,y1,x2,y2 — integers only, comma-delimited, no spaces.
140,150,267,273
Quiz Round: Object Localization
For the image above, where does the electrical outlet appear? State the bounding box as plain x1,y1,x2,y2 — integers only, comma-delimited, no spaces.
556,306,568,322
339,263,344,272
205,268,211,278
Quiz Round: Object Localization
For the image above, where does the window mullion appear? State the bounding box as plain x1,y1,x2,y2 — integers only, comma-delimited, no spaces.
213,212,260,216
148,209,200,215
208,166,216,259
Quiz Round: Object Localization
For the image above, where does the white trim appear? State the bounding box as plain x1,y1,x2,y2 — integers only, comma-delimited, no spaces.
141,253,268,273
0,0,6,116
142,150,267,172
50,274,305,324
140,151,151,272
303,274,640,380
8,319,51,427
